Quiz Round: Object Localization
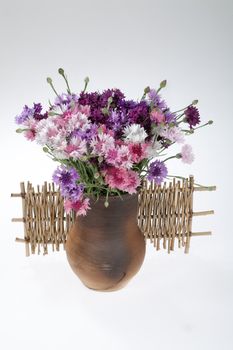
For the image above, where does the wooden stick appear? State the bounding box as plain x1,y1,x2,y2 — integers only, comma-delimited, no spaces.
191,231,212,236
194,186,216,191
193,210,214,216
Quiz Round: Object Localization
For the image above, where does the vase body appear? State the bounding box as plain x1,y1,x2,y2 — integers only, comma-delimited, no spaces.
65,193,146,292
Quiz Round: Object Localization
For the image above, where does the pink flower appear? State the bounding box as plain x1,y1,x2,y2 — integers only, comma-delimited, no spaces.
125,169,141,194
64,198,90,216
150,110,165,123
106,148,119,165
180,144,194,164
77,104,91,116
104,167,140,194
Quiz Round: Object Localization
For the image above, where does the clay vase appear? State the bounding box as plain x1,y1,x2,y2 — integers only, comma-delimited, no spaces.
65,193,146,292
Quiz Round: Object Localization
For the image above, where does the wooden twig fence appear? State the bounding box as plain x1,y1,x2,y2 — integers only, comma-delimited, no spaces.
12,176,216,256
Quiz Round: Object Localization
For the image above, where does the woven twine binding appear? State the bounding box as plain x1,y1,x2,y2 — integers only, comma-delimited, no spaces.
11,176,216,256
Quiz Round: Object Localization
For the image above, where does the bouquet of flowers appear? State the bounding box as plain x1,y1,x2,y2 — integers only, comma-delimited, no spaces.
15,69,212,216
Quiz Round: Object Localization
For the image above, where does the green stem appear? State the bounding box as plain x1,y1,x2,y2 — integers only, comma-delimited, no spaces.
46,77,59,97
83,77,89,93
58,68,72,94
163,155,177,162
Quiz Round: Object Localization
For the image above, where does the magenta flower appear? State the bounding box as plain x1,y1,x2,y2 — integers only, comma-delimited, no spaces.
64,198,90,216
104,167,140,194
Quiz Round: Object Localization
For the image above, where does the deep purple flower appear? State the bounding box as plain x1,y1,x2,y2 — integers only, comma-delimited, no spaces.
147,160,168,184
78,89,125,125
184,106,200,128
101,88,125,107
33,103,42,114
52,166,79,188
127,101,152,135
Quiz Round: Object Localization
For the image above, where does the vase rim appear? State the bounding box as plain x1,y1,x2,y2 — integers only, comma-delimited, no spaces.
88,191,139,203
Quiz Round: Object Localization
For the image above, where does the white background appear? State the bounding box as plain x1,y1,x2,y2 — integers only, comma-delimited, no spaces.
0,1,232,349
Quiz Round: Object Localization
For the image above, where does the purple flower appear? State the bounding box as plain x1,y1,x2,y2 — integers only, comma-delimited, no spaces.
15,105,32,124
147,89,167,110
70,123,98,141
52,165,84,202
15,103,46,124
54,93,79,107
62,183,84,202
184,106,200,128
147,160,168,184
164,109,176,123
53,166,79,187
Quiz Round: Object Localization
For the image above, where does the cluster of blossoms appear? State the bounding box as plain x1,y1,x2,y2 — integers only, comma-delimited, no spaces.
15,69,212,216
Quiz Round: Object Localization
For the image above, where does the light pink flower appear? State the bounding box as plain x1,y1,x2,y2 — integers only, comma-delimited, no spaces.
90,133,114,156
64,198,90,216
180,144,194,164
117,145,133,168
65,138,87,158
150,110,165,123
160,125,184,144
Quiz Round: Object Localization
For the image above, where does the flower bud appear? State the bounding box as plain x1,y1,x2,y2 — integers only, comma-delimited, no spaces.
46,77,52,84
104,201,109,208
84,76,89,84
16,128,24,133
144,86,150,94
58,68,64,75
160,80,167,88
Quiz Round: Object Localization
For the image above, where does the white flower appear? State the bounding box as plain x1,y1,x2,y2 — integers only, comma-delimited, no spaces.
146,141,162,158
123,124,148,143
52,150,67,160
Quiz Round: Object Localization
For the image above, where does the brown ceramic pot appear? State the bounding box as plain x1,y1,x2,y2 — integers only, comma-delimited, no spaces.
65,193,146,292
